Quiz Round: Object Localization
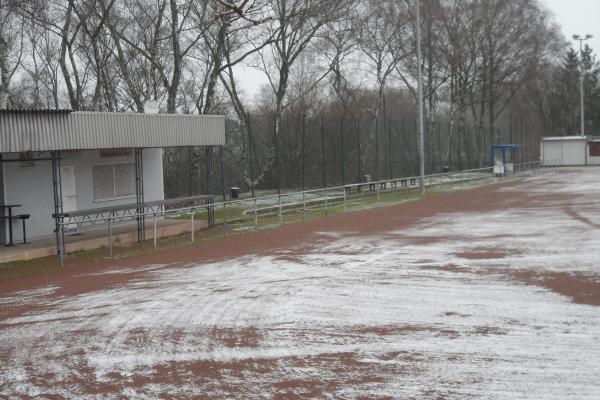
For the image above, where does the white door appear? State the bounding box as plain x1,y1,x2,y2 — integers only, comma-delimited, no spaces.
61,166,77,212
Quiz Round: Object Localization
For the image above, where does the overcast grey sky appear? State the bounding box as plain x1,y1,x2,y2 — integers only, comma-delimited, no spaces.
541,0,599,53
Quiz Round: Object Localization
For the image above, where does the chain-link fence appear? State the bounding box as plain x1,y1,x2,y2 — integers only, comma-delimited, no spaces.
164,112,543,200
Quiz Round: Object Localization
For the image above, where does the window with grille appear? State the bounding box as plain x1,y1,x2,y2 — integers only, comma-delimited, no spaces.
590,142,600,157
92,163,135,201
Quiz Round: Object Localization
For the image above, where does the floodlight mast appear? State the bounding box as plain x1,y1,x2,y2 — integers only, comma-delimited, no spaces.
415,0,425,195
573,34,593,137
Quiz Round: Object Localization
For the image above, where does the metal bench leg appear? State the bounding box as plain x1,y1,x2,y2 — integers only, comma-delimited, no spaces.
22,219,29,244
6,210,15,247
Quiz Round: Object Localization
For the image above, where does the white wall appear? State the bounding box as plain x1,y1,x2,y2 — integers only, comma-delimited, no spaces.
2,148,164,241
3,154,55,241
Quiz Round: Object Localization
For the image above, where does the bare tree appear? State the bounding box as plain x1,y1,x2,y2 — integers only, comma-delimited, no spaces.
314,6,360,115
0,0,25,108
0,25,10,108
358,0,409,120
234,0,350,188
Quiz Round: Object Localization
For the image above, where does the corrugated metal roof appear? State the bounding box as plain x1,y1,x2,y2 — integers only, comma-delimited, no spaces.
0,109,72,114
0,111,225,152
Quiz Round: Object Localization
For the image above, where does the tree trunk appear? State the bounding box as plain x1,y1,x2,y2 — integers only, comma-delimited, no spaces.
203,22,227,114
166,0,182,114
0,35,8,109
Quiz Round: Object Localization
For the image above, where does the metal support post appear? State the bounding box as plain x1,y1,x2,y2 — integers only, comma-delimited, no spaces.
60,223,65,260
324,188,329,216
52,151,65,258
374,118,379,180
223,202,227,237
274,113,281,195
416,0,426,195
247,112,255,198
254,198,258,229
343,188,347,212
321,116,326,189
191,210,195,243
580,64,585,137
387,119,392,179
206,146,215,228
340,118,345,186
356,118,361,183
361,185,365,209
58,225,64,267
108,218,113,258
302,192,307,220
153,214,157,250
135,148,145,242
302,113,306,191
278,194,283,225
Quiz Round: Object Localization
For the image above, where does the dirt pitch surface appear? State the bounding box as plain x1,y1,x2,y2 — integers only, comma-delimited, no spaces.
1,168,599,399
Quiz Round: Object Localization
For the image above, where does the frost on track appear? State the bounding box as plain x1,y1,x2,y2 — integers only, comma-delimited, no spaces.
1,168,599,399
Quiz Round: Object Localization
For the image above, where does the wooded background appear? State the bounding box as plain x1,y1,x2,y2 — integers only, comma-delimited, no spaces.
1,0,599,196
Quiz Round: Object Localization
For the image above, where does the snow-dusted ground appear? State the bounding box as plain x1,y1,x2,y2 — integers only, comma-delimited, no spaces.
1,167,599,398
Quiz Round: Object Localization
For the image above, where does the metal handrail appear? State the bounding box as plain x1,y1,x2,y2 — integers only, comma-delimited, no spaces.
55,194,215,220
55,162,540,227
54,161,543,264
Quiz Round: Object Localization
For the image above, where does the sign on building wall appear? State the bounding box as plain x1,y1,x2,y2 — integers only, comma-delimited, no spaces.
99,148,132,158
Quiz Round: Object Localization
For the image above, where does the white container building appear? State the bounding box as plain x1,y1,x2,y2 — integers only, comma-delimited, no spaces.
540,136,593,166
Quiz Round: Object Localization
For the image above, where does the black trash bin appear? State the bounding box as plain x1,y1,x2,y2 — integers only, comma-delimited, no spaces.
443,165,450,173
230,186,240,199
362,175,375,191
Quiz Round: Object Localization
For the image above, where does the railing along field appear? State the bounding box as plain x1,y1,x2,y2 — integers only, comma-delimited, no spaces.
54,161,544,265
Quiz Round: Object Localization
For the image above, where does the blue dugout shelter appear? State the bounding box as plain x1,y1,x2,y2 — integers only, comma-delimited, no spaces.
491,144,521,176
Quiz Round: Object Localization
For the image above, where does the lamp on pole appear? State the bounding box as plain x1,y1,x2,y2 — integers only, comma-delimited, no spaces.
415,0,425,195
573,34,593,137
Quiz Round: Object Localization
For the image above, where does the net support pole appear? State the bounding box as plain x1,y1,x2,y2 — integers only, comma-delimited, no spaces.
415,0,426,195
